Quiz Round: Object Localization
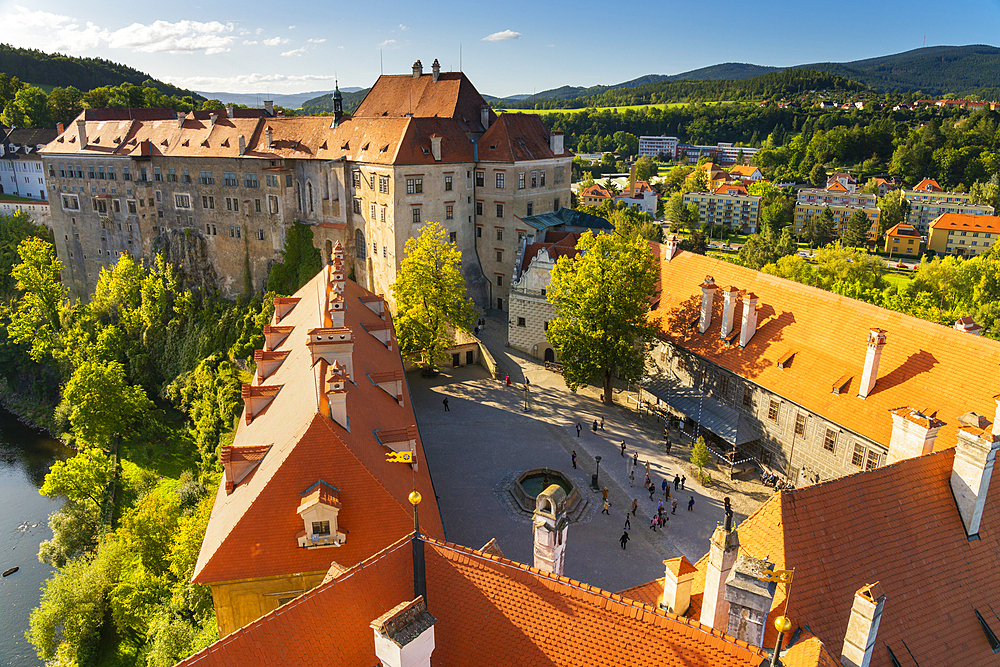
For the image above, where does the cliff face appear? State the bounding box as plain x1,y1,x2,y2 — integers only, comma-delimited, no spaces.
151,230,221,294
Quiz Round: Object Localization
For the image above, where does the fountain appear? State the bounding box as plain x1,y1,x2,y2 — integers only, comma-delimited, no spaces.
512,468,580,514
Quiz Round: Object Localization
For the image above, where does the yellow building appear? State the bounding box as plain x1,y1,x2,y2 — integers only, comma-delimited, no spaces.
884,222,922,257
927,212,1000,258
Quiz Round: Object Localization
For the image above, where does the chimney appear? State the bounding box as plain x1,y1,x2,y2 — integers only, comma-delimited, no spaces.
660,556,698,615
840,583,886,667
210,112,219,127
371,597,436,667
663,235,679,261
76,119,87,147
56,122,64,135
429,134,442,162
238,134,247,156
176,112,185,129
325,363,349,429
738,293,759,348
263,100,274,116
412,60,423,78
886,407,944,464
532,482,569,576
628,164,637,198
699,276,717,334
950,407,1000,538
723,555,777,649
857,328,887,399
720,286,738,339
550,131,564,155
701,526,740,631
431,58,441,82
265,126,273,149
480,104,490,131
307,327,355,379
226,104,234,119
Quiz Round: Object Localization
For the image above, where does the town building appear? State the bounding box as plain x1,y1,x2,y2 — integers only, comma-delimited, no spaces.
927,212,1000,257
637,135,679,160
682,185,761,233
578,182,613,206
0,195,50,225
615,179,658,216
902,178,993,234
39,61,571,307
641,239,1000,485
793,183,879,236
727,165,763,182
0,127,57,201
883,222,922,257
192,248,444,637
678,142,759,166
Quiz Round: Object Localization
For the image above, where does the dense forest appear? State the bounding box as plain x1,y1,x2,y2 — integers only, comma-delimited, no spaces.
300,87,370,114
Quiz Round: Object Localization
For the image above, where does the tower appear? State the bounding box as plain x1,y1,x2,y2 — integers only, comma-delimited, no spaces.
532,484,568,576
333,81,343,128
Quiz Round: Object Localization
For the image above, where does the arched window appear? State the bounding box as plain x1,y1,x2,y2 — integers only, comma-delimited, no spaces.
296,182,302,211
355,229,366,259
307,181,314,213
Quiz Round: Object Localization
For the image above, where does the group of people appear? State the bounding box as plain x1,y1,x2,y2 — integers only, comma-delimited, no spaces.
760,471,792,490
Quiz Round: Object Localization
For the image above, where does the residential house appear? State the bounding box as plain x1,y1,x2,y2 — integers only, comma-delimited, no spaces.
883,222,921,257
927,212,1000,257
794,184,879,237
0,126,57,200
902,178,993,235
727,166,763,182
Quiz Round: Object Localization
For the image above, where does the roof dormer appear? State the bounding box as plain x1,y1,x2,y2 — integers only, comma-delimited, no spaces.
296,480,346,548
375,425,419,471
359,295,386,317
263,325,294,351
242,384,282,424
363,321,394,350
370,370,405,405
273,296,301,323
254,349,290,382
221,444,272,494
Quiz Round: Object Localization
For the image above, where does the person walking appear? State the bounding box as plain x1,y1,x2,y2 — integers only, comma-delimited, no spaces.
631,499,638,516
592,420,598,433
687,496,695,511
665,484,670,501
632,451,638,468
620,441,627,457
650,515,658,531
671,498,678,515
661,478,668,498
629,469,634,487
620,530,630,550
681,475,687,490
576,422,582,437
505,373,512,386
443,397,450,411
657,500,664,515
644,472,651,489
644,460,651,478
600,416,605,431
624,514,631,530
602,499,611,515
602,487,609,502
674,474,680,490
648,483,655,501
571,450,577,469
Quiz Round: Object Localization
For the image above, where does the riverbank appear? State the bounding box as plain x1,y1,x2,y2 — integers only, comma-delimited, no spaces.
0,379,61,440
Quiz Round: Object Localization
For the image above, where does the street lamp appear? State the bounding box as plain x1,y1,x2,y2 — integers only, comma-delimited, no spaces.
771,615,792,666
593,456,603,491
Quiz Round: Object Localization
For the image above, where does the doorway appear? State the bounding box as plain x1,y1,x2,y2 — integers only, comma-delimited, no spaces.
497,297,503,310
452,353,460,368
544,348,555,363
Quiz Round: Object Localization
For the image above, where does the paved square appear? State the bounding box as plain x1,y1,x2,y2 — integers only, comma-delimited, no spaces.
412,361,745,594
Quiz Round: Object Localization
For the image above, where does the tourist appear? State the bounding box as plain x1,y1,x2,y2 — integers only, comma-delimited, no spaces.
600,416,605,430
571,451,577,469
629,469,634,487
592,420,598,433
576,422,582,437
443,397,450,412
688,496,695,511
674,474,681,490
620,531,630,550
648,484,655,501
631,499,638,516
665,483,670,500
661,478,668,498
671,498,678,515
632,451,638,468
657,500,664,515
644,459,651,478
505,373,511,386
681,475,686,490
644,472,651,489
650,515,658,531
620,441,627,457
602,499,611,515
624,514,631,530
665,438,672,455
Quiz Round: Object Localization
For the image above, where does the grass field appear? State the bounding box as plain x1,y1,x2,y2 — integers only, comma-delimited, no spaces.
501,101,733,116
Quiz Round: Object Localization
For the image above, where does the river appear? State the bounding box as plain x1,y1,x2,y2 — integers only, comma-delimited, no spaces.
0,409,70,667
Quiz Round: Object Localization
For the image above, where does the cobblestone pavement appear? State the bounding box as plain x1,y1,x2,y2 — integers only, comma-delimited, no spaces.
412,310,775,593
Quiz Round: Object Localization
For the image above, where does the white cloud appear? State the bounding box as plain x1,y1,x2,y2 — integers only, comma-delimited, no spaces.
280,47,307,57
107,20,235,54
242,40,258,45
482,29,521,42
168,72,342,91
256,28,263,35
378,39,397,48
288,25,296,30
399,24,408,31
307,38,326,43
263,36,288,46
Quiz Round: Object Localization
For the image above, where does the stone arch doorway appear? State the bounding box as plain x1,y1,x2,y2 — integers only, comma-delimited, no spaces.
544,348,555,363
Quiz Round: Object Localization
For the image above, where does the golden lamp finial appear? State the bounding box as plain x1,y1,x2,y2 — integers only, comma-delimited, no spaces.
409,490,422,506
774,616,792,634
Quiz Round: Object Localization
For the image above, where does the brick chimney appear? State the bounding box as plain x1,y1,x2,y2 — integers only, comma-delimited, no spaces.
738,293,759,348
840,583,886,667
307,327,355,379
886,407,944,464
951,406,1000,538
265,126,273,149
263,100,274,116
720,286,738,339
176,112,185,129
371,596,436,667
723,555,777,649
701,526,740,631
431,58,441,82
429,134,442,162
954,316,983,335
660,556,698,615
699,276,717,334
857,328,886,399
480,104,490,131
226,104,234,119
56,122,65,135
238,134,247,156
663,236,679,261
550,131,564,155
76,119,87,147
325,363,350,429
412,60,423,78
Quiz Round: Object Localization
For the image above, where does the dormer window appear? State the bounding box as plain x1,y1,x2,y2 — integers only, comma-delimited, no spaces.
312,521,331,536
297,481,346,548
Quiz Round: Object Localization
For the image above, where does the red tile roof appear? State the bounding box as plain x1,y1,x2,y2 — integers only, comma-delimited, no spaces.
884,222,921,238
647,243,1000,449
580,183,613,199
478,113,562,162
192,268,444,586
913,178,942,192
179,535,768,667
353,71,493,134
930,212,1000,234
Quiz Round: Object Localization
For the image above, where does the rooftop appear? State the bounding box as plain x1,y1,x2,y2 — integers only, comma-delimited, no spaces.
930,212,1000,234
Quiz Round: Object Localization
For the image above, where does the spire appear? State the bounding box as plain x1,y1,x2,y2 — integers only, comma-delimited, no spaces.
333,79,344,128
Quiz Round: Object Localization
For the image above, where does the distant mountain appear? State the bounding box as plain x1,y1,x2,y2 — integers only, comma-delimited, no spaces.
300,88,371,113
0,43,201,100
193,88,363,109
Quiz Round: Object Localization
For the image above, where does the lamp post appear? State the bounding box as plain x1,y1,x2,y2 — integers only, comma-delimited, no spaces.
593,456,602,491
771,615,792,667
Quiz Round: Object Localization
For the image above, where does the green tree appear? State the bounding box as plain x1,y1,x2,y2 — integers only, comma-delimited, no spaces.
546,231,657,405
842,209,872,247
877,189,912,240
39,447,114,512
738,226,797,270
62,360,154,447
686,203,701,227
47,86,84,126
610,205,662,242
691,436,711,477
809,163,827,187
391,221,476,370
634,156,657,182
683,169,708,193
266,222,322,295
912,256,963,322
758,201,791,233
815,207,837,247
5,238,65,362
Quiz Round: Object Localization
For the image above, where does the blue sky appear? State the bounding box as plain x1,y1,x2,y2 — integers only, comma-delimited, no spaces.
1,0,999,97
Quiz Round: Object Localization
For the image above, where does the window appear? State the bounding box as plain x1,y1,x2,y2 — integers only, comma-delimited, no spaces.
269,196,279,214
353,198,361,214
112,199,121,213
256,228,265,241
308,182,314,212
496,173,505,189
475,171,484,187
866,450,880,471
544,321,549,331
181,168,190,183
412,208,421,224
352,170,361,188
61,195,79,210
383,244,387,258
496,203,504,218
93,198,107,213
518,172,526,189
795,413,805,436
153,167,161,181
123,166,131,181
476,226,482,238
355,230,366,258
719,374,729,398
496,228,503,241
517,317,526,327
203,195,215,209
174,194,191,209
496,275,503,286
476,202,483,216
229,226,236,238
526,202,533,216
255,198,262,213
768,400,779,422
380,205,386,223
223,172,237,186
449,231,457,244
167,168,176,182
852,443,865,467
496,250,503,262
445,175,452,191
265,174,276,187
244,173,259,188
540,171,546,186
554,197,560,210
379,175,390,193
406,178,423,194
824,429,837,453
742,386,752,408
530,171,537,188
107,167,116,180
446,204,454,219
370,202,376,219
127,200,137,214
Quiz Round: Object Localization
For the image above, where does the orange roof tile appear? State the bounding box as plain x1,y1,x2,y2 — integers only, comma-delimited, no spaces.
647,243,1000,449
885,222,921,238
914,178,942,192
781,635,840,667
478,113,562,162
353,71,493,134
930,212,1000,234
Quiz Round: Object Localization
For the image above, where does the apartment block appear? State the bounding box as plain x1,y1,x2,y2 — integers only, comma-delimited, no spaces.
902,178,993,234
682,186,761,233
638,135,679,160
793,186,879,235
927,212,1000,257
